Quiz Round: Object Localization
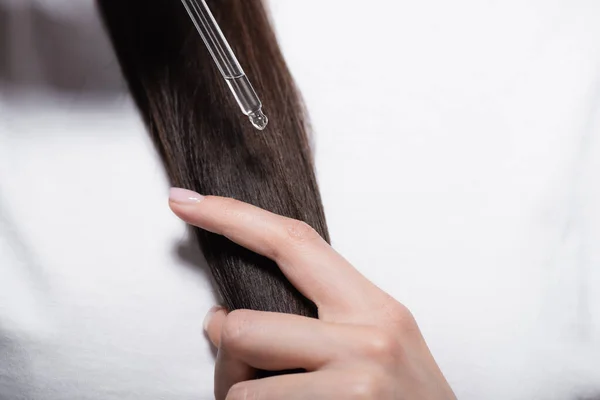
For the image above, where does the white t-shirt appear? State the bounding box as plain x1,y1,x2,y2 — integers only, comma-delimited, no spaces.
1,0,599,399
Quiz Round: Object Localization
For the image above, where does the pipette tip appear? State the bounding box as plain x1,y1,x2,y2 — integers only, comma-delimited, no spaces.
249,110,268,131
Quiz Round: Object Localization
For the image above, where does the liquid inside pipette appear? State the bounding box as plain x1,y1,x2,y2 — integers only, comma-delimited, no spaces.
181,0,268,131
248,110,268,130
225,75,268,130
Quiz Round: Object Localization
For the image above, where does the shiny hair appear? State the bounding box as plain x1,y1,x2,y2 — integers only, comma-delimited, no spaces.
97,0,328,319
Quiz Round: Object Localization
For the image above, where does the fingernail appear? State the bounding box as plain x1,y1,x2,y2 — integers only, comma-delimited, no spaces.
169,188,205,204
203,306,221,331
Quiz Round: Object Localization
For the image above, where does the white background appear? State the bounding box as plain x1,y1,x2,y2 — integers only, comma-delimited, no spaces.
270,1,600,398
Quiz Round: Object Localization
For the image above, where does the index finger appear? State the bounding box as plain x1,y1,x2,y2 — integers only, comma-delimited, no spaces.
168,188,379,312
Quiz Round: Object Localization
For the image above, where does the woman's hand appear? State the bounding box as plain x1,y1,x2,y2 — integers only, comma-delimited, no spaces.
169,188,456,400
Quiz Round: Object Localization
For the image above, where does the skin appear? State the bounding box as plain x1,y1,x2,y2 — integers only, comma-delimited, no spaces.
169,190,457,400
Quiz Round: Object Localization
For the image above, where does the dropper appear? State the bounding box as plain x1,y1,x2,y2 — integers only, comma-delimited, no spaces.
181,0,269,131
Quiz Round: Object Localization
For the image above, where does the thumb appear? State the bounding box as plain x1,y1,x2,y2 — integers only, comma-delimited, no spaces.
203,306,228,347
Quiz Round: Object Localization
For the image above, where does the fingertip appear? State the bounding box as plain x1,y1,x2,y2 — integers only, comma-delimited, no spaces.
204,306,228,347
168,188,207,223
169,188,205,204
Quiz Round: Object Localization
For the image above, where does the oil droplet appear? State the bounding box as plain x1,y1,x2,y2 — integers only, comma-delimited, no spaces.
248,109,268,131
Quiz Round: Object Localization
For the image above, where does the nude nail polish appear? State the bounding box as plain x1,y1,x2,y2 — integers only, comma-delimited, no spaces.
169,188,205,204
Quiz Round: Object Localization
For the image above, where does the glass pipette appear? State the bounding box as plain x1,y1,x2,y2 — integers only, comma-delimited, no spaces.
180,0,269,131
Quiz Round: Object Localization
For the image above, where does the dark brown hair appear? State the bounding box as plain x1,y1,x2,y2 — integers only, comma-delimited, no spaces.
97,0,328,319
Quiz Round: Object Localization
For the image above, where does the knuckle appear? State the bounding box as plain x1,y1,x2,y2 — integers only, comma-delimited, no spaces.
265,219,320,261
383,300,418,334
220,310,253,351
361,329,400,362
396,307,419,335
346,370,385,399
284,219,320,246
